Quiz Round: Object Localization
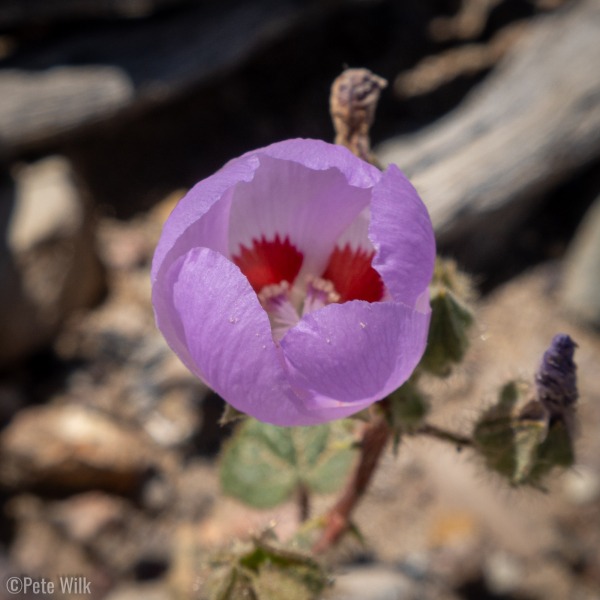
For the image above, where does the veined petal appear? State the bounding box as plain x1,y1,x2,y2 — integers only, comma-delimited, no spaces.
370,165,436,305
246,138,381,189
152,139,437,427
151,154,259,283
158,246,312,426
322,207,385,303
333,207,371,251
323,244,384,303
152,253,198,374
227,154,371,280
280,300,431,414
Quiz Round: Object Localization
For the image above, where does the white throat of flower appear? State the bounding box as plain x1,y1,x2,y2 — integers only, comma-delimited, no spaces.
258,276,340,343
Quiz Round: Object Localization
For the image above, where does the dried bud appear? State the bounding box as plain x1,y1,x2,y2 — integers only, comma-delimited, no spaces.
330,68,387,164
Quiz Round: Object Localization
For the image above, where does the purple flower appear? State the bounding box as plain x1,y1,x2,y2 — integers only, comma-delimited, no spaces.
151,139,435,426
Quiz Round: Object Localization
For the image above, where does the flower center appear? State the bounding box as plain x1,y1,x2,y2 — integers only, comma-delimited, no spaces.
258,277,341,342
232,235,384,341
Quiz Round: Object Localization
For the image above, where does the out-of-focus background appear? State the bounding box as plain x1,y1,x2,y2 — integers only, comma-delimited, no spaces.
1,0,599,598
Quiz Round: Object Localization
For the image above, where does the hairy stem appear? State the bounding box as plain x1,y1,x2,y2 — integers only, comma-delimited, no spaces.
313,416,390,554
415,423,473,448
297,483,311,523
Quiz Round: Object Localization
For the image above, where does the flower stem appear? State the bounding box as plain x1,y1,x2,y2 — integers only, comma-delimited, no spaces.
297,483,311,523
312,415,390,554
415,423,473,448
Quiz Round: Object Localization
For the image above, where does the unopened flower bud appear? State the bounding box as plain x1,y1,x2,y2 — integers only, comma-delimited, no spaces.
473,334,580,487
535,333,578,420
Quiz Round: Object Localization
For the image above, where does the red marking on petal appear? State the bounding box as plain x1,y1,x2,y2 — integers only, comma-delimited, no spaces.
323,244,384,303
232,235,303,293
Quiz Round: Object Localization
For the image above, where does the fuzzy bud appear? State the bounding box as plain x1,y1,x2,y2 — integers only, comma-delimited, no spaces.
473,334,579,487
535,333,578,419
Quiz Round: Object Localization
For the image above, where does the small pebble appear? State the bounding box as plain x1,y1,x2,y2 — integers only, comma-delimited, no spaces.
561,465,600,505
483,551,523,595
327,566,418,600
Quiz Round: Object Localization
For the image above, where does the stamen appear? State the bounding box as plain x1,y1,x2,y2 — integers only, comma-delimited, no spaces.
258,281,299,343
302,277,341,316
246,239,385,343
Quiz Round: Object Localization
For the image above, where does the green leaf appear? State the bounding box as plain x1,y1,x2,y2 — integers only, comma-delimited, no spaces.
251,563,323,600
525,418,575,485
204,565,246,600
247,537,329,600
421,287,474,377
220,419,356,508
473,381,577,487
473,381,521,479
201,535,329,600
512,400,550,485
420,258,475,378
388,381,429,433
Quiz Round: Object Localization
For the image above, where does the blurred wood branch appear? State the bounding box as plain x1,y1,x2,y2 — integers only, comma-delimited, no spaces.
378,0,600,273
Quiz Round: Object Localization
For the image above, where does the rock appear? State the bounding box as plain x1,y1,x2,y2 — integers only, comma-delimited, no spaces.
7,494,113,594
0,0,190,26
47,491,129,544
0,0,335,156
483,551,523,595
44,491,172,579
561,193,600,328
103,582,171,600
0,383,25,424
0,68,134,153
6,492,169,596
326,566,423,600
54,297,207,450
561,465,600,506
0,156,104,367
0,404,159,494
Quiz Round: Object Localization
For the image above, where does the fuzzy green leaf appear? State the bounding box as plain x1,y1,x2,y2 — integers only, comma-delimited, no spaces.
421,287,474,377
220,419,356,508
473,381,576,487
420,258,475,378
388,381,429,432
201,536,329,600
